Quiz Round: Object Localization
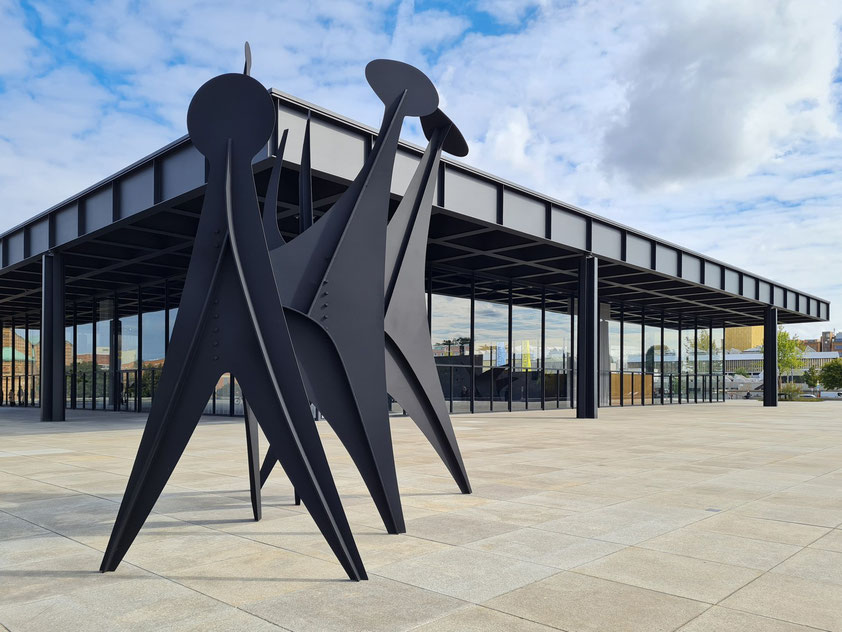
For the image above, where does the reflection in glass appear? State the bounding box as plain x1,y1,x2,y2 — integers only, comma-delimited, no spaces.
663,326,680,403
545,300,571,409
511,304,541,410
623,316,641,405
28,327,40,406
644,317,662,404
430,294,472,413
475,298,508,406
77,320,93,409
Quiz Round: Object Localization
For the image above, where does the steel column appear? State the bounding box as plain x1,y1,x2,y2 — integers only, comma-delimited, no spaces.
24,315,29,406
111,293,120,411
136,286,143,412
576,256,598,419
91,298,97,410
540,287,546,410
764,307,778,406
469,275,475,413
507,279,513,412
71,302,77,409
40,251,65,421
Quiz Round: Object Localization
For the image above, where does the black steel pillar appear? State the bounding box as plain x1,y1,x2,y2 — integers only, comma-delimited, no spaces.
659,313,665,405
469,274,475,413
71,302,77,409
540,287,546,410
24,314,29,406
576,256,598,419
40,252,65,421
111,293,120,411
136,285,143,412
507,280,513,412
764,307,778,407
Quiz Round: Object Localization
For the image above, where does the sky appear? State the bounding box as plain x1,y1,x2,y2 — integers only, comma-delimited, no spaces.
1,0,841,339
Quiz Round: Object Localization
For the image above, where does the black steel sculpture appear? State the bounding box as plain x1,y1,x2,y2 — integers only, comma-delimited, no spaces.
384,108,472,494
255,60,439,535
256,64,473,525
100,60,366,581
101,46,473,581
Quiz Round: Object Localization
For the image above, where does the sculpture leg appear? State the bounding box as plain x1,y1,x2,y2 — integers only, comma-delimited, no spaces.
286,308,405,533
244,401,262,521
100,362,219,572
386,335,471,494
237,361,367,581
259,447,277,487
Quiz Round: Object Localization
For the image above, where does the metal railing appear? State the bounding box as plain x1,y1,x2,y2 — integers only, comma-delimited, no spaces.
1,365,723,414
0,374,39,407
605,371,725,406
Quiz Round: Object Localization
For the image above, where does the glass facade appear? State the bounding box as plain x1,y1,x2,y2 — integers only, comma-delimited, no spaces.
0,269,727,416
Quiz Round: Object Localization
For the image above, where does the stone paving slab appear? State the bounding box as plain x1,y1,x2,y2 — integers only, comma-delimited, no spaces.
0,401,841,631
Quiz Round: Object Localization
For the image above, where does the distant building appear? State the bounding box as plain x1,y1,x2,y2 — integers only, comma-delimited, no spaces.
725,350,839,377
724,326,764,351
803,331,841,354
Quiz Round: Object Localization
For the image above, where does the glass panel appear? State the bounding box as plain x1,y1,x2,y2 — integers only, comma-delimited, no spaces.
644,316,661,404
475,284,509,406
1,326,7,405
97,299,113,408
77,320,93,409
65,324,73,407
545,297,571,409
14,325,26,405
623,312,641,406
119,308,138,411
141,309,166,411
168,307,178,341
430,294,472,412
663,325,679,403
681,324,695,402
214,373,232,415
697,328,712,376
472,366,490,412
512,304,541,410
712,327,724,400
232,377,243,416
28,326,40,407
604,305,621,406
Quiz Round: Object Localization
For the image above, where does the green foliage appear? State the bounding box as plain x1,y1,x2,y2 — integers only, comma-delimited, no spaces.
760,328,805,388
819,358,842,390
777,328,805,374
696,330,711,353
803,366,820,389
734,367,749,378
780,382,801,400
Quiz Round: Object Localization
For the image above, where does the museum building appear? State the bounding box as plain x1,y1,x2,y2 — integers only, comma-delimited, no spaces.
0,89,830,420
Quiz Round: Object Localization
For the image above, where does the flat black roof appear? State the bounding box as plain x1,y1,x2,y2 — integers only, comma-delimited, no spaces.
0,89,830,328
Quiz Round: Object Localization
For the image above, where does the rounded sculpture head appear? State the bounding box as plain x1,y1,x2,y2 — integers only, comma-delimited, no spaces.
421,108,469,157
365,60,438,117
187,73,275,159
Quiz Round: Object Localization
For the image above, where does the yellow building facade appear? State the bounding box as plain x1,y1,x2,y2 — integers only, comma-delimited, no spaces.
724,325,764,351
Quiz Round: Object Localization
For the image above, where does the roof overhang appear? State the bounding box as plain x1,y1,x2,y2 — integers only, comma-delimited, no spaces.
0,89,830,328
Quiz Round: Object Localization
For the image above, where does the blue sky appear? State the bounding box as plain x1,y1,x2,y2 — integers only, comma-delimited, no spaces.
1,0,841,338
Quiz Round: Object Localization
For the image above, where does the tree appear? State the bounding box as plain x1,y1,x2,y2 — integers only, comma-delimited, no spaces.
819,359,842,390
760,328,805,391
734,366,749,378
803,365,820,389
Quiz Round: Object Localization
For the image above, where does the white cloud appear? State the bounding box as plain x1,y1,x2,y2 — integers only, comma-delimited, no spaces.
1,0,841,338
603,0,841,189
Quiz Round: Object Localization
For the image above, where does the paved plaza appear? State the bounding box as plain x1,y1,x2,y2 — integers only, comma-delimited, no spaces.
1,401,842,631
